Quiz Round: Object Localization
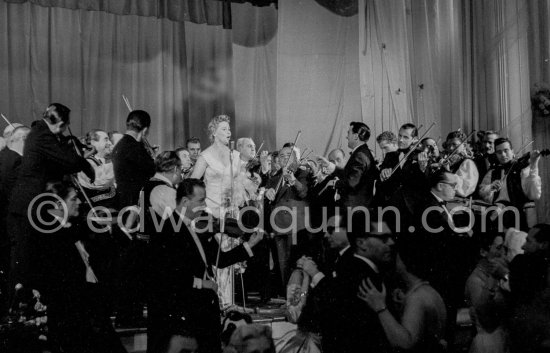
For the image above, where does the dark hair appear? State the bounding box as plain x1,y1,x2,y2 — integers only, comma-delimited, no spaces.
350,122,371,142
445,130,467,143
376,131,397,144
477,231,504,252
428,169,453,189
531,224,550,246
282,142,295,149
176,178,206,204
85,129,106,145
155,151,181,173
186,137,201,147
43,103,71,125
420,137,435,144
400,123,418,138
126,110,151,132
347,209,392,249
494,137,512,149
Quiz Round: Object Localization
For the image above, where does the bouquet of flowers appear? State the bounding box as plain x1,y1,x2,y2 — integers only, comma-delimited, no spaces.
531,82,550,117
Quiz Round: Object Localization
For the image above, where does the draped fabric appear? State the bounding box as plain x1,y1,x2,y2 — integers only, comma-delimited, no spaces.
359,0,472,158
276,0,361,157
232,2,277,151
0,0,235,148
528,0,550,222
4,0,229,27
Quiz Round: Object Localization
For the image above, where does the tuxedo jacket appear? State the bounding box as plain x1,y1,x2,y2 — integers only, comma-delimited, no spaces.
376,150,426,205
339,144,377,209
322,253,390,353
148,220,252,332
9,120,92,216
111,134,155,209
264,167,309,232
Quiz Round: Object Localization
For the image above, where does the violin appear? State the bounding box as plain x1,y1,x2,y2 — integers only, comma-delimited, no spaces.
508,149,550,171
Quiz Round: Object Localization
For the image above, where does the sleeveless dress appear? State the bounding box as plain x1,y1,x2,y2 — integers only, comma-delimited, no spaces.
201,148,245,308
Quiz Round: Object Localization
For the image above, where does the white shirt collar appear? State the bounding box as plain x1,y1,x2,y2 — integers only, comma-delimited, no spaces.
353,254,379,273
430,191,444,203
339,245,350,256
52,214,71,228
153,173,173,187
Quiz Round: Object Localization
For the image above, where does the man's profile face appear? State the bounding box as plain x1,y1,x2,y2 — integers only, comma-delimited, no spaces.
328,150,347,169
187,142,201,161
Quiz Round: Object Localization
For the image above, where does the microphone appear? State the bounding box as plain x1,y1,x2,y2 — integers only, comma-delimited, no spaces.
230,140,235,152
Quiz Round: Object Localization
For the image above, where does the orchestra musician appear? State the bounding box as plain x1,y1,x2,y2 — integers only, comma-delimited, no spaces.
336,122,377,209
0,125,29,315
438,130,479,198
77,129,116,209
264,144,310,288
7,103,95,291
376,131,399,155
376,123,425,206
473,130,499,189
111,109,156,326
112,110,156,210
186,136,202,167
147,179,263,353
175,147,194,179
478,137,542,230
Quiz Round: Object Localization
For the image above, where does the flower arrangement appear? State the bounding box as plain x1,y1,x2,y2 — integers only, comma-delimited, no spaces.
531,82,550,117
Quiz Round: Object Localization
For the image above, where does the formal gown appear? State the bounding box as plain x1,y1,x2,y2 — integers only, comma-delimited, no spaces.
201,147,245,308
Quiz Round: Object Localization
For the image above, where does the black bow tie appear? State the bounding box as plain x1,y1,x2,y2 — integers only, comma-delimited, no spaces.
438,200,447,206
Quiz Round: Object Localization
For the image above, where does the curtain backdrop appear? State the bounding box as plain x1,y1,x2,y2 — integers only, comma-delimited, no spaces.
0,0,236,148
4,0,230,27
276,0,361,157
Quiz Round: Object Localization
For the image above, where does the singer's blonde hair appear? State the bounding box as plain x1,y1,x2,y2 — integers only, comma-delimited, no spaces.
207,115,231,144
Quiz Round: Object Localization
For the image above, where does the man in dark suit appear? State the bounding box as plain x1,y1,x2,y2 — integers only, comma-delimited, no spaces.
264,145,310,287
111,110,156,325
336,121,377,210
405,169,475,346
0,125,29,315
376,123,426,206
323,211,396,353
111,110,156,210
148,178,263,353
7,103,94,290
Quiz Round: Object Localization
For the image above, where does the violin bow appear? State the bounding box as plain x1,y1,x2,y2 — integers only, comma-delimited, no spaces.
501,140,534,182
273,130,302,195
1,113,14,128
122,94,133,112
388,122,434,178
